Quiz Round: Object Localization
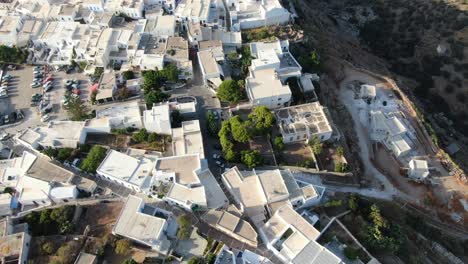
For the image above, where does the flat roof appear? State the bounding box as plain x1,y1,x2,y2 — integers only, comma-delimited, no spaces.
172,120,205,159
276,102,332,136
246,68,291,99
198,50,221,76
166,184,206,207
166,37,188,61
0,232,26,259
74,252,97,264
97,150,154,189
21,121,86,148
143,103,172,135
27,156,74,184
262,205,320,246
257,170,289,203
197,169,227,208
155,154,201,185
222,167,267,220
96,100,142,128
113,196,169,253
202,210,258,245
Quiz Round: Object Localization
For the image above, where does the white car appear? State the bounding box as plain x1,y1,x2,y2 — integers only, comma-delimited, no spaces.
212,153,221,159
215,160,225,168
0,86,7,90
41,114,51,122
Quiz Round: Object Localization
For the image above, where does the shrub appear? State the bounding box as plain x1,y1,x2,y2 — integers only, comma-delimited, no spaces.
274,136,285,151
57,148,74,163
335,162,348,173
132,129,149,143
217,79,243,104
115,239,131,255
344,247,359,260
80,145,107,173
241,150,263,168
41,241,56,255
177,215,192,240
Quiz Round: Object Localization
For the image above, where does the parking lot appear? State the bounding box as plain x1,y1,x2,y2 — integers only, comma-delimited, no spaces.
2,65,91,134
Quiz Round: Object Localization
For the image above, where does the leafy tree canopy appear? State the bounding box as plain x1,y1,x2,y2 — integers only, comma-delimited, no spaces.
80,145,107,173
248,106,275,135
217,79,243,104
241,150,263,168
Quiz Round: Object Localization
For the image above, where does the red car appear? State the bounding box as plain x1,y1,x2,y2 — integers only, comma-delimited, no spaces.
43,76,53,84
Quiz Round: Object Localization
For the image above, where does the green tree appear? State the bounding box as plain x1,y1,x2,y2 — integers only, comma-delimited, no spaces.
66,96,90,121
159,64,179,82
177,215,192,240
144,90,169,108
122,70,135,80
241,150,263,168
206,253,217,264
248,106,275,135
187,257,204,264
41,241,56,255
336,146,344,157
122,258,137,264
0,45,27,63
56,244,74,264
115,239,132,255
206,111,219,135
309,135,322,155
274,136,284,151
217,79,243,104
147,132,159,143
42,147,58,160
56,148,73,163
335,162,348,173
369,204,387,228
230,116,251,143
142,70,161,92
80,145,107,173
132,129,149,143
344,247,358,260
348,194,359,212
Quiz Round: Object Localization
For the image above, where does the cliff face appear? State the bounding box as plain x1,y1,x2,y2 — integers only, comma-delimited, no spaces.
291,0,468,169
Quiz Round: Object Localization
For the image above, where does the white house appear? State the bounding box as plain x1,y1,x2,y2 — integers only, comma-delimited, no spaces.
152,15,176,37
276,102,333,143
408,159,429,181
228,0,291,30
143,103,172,135
153,154,227,211
222,167,324,226
370,110,412,158
250,39,301,82
198,49,224,89
113,195,172,254
104,0,144,19
258,204,343,264
96,150,157,194
0,16,25,47
96,100,143,129
246,68,292,109
172,120,205,159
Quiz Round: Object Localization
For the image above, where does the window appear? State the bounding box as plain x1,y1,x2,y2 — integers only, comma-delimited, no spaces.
278,98,282,101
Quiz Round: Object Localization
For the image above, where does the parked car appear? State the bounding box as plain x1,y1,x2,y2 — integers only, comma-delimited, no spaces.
31,82,41,88
215,160,225,168
43,77,53,84
43,80,53,87
3,115,9,124
44,85,53,92
0,86,7,90
40,103,52,114
213,153,221,159
40,114,50,122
